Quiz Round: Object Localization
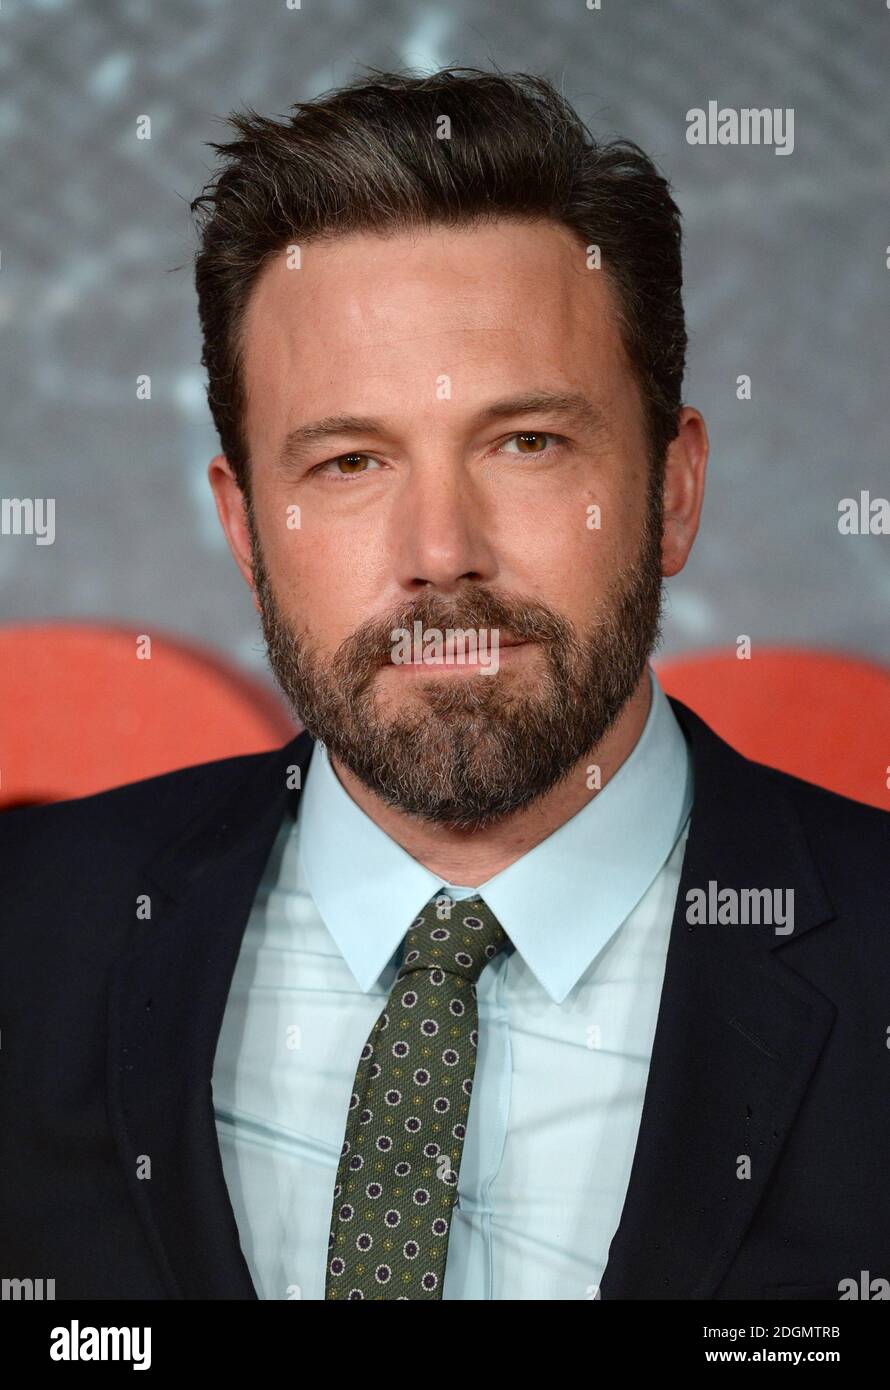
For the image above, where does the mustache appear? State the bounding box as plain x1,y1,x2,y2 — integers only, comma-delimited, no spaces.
335,590,576,672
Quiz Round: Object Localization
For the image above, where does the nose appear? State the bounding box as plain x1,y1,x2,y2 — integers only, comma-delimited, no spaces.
390,458,498,595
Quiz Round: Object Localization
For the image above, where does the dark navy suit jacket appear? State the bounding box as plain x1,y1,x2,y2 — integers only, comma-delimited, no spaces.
1,697,889,1299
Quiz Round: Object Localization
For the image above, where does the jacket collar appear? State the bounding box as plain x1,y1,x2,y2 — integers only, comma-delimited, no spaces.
108,697,836,1299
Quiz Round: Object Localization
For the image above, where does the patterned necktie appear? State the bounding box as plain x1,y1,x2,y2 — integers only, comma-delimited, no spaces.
325,890,509,1299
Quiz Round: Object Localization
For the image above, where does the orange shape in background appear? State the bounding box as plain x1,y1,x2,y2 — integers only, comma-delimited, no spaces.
655,646,890,811
0,623,296,809
0,626,887,812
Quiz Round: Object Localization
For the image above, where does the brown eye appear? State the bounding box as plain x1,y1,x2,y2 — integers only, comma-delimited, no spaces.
502,432,561,456
317,453,382,480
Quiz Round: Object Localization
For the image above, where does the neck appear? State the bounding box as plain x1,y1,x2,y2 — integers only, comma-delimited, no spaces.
329,668,653,887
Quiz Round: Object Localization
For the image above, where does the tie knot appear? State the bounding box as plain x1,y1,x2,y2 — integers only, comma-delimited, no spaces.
397,891,508,986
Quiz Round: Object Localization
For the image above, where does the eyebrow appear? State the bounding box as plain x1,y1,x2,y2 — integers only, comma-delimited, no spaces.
276,389,610,472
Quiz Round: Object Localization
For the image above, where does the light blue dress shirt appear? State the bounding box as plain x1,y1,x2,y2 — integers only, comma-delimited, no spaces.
212,664,694,1299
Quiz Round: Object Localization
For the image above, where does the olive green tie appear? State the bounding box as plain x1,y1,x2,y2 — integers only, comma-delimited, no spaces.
325,890,509,1299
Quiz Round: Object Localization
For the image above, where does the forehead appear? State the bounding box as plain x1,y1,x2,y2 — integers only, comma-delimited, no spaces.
239,218,633,445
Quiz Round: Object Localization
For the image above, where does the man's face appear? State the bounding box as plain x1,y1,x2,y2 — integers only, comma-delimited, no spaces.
233,217,665,827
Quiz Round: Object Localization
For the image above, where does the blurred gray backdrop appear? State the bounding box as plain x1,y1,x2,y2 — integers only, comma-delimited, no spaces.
2,0,889,688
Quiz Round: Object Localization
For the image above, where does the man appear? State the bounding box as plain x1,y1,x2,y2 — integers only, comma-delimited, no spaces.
1,67,888,1301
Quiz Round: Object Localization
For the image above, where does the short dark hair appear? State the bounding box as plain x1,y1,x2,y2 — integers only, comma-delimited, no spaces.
191,66,686,500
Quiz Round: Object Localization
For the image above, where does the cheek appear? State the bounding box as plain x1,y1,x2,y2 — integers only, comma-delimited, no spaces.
582,472,648,562
504,489,626,609
258,497,385,648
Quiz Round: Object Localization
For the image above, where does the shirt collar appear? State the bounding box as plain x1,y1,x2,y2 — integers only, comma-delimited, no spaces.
296,664,693,1004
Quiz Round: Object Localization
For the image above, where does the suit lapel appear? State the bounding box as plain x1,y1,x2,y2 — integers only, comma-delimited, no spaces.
107,729,315,1299
598,697,837,1298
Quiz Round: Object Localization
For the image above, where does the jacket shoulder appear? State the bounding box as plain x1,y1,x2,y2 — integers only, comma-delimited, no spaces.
670,694,890,898
672,694,889,839
0,747,276,874
742,748,890,895
757,755,889,828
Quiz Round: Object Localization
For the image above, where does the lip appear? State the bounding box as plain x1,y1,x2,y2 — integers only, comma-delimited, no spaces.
385,641,532,675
